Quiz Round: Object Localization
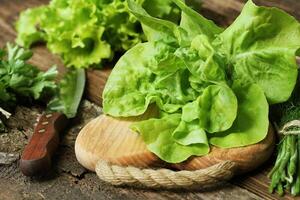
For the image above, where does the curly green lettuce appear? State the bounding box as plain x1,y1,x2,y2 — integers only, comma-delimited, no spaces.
103,0,300,163
16,0,185,68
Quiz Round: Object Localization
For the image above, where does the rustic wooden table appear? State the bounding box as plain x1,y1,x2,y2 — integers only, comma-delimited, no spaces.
0,0,300,199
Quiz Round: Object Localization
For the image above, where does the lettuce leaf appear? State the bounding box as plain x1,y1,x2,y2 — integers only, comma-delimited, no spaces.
47,68,85,118
209,82,269,147
216,0,300,104
177,84,237,134
175,0,223,41
142,0,180,21
103,0,300,163
103,42,157,117
103,42,198,116
128,0,185,46
131,114,209,163
35,0,111,68
15,6,47,48
16,0,185,68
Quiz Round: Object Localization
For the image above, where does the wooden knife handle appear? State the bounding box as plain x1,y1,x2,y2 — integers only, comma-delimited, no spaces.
20,112,68,176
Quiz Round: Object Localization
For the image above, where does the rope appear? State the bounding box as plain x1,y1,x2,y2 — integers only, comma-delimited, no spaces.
95,160,236,189
278,120,300,135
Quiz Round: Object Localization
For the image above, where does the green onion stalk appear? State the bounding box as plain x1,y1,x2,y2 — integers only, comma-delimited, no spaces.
269,78,300,196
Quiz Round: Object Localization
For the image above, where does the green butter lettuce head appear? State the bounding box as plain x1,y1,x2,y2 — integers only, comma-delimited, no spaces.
16,0,186,68
103,0,300,163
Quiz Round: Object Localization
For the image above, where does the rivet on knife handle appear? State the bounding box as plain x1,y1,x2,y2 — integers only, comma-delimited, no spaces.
20,112,68,176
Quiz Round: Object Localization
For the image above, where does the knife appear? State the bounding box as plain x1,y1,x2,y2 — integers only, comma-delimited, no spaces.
20,68,85,176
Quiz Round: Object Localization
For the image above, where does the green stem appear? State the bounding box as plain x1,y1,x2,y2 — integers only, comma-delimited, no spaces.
287,135,297,183
269,137,291,194
268,137,286,177
291,135,300,196
278,138,291,181
277,182,284,196
269,139,286,193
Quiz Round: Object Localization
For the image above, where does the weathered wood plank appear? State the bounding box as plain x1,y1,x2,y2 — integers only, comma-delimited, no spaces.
232,160,300,200
1,0,300,199
201,0,300,26
85,68,111,106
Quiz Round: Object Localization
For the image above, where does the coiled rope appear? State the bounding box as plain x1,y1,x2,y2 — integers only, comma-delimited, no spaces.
95,160,236,189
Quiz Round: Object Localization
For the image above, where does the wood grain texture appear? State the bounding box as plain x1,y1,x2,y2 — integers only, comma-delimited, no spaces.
85,68,111,106
75,106,160,171
173,127,274,173
75,111,274,177
201,0,300,27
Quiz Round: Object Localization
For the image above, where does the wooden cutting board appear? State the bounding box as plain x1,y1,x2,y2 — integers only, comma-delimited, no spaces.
75,106,275,173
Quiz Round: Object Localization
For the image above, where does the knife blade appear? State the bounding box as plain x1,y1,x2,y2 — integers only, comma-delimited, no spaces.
20,68,85,176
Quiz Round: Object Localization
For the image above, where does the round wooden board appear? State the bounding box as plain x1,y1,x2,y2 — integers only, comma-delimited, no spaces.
75,114,275,173
172,127,274,173
75,108,161,171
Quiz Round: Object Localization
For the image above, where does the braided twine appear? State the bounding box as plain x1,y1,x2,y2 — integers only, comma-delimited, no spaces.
277,120,300,135
95,160,237,189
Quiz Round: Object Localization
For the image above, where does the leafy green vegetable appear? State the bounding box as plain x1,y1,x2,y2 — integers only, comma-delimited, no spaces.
268,77,300,196
0,43,84,131
216,1,300,104
173,84,237,139
103,0,300,163
15,6,47,47
0,43,57,109
131,114,210,163
269,134,300,196
175,0,223,41
209,83,269,147
142,0,180,22
16,0,185,68
47,68,85,118
0,43,57,130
